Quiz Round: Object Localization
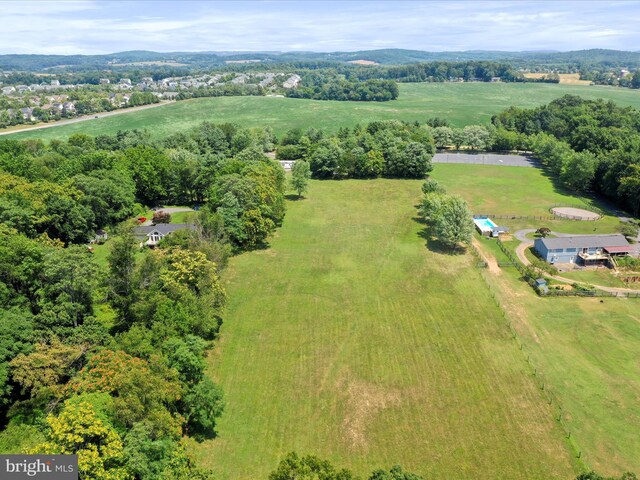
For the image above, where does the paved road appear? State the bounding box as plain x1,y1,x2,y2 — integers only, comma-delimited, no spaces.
0,101,174,136
433,152,539,167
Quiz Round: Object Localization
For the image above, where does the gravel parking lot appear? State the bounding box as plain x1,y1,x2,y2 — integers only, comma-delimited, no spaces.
433,152,539,167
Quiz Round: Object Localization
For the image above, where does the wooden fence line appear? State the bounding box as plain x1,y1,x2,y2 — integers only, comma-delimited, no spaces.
478,269,586,465
473,213,598,222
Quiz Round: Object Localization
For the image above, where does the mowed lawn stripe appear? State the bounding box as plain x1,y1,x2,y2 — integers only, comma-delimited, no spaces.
435,164,640,475
193,179,576,479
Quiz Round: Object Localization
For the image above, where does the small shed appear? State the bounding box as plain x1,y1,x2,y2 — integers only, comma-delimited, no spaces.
534,278,549,294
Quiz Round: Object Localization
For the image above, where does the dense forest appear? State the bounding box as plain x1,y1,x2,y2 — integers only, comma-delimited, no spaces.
353,61,523,82
276,121,435,178
286,78,399,101
492,95,640,215
0,123,286,478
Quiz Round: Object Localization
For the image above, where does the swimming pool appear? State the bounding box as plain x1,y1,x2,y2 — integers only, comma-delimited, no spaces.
473,217,498,234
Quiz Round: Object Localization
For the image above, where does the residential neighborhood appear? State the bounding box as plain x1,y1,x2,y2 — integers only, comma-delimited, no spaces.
0,70,303,128
0,72,302,128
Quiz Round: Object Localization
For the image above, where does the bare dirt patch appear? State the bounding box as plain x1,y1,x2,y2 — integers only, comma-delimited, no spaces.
341,379,401,450
551,206,601,220
347,60,380,66
522,73,591,85
523,73,550,80
558,73,592,85
472,238,501,275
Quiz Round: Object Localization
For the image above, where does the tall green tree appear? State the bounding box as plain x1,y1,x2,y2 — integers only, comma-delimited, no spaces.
618,164,640,216
36,246,100,335
108,233,137,323
268,452,355,480
290,160,311,198
433,195,474,249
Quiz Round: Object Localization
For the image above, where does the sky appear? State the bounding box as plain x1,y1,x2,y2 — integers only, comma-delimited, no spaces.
1,0,639,55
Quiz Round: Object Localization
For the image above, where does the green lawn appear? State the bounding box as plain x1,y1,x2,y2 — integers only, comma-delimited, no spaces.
476,246,640,477
432,163,622,235
192,179,575,479
555,269,628,289
446,165,640,477
8,82,640,141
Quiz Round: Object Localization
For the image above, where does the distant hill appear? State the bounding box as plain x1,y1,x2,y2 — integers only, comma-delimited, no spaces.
1,48,639,71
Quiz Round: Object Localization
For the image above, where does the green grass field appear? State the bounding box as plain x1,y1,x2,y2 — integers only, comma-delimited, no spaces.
192,179,575,479
432,163,622,235
437,164,640,476
476,243,640,477
8,82,640,141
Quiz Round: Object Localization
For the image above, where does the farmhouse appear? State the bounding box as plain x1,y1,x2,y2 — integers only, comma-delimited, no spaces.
534,234,631,265
133,223,196,247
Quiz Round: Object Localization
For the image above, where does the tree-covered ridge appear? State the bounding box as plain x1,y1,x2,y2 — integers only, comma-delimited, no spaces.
492,95,640,215
3,48,640,71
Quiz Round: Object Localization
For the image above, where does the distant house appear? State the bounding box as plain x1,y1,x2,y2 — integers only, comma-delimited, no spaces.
231,74,248,85
162,91,179,100
19,107,35,121
534,234,631,265
93,229,108,243
99,78,111,85
133,224,196,247
50,79,60,86
62,101,75,112
490,77,501,82
282,74,301,89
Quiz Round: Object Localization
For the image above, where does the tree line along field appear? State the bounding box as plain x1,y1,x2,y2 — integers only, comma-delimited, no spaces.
191,178,577,479
432,164,640,476
7,82,640,141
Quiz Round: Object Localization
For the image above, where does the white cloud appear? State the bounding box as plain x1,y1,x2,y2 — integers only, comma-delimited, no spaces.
0,0,638,54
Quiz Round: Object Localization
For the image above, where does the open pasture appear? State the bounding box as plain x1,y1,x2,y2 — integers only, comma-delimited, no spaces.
432,163,622,235
193,179,575,479
7,82,640,141
438,164,640,476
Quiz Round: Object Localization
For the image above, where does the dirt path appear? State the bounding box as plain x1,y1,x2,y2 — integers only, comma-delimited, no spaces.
472,238,501,275
472,238,541,343
0,101,174,136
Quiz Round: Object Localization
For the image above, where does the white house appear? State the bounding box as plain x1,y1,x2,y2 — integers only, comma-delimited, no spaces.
133,224,196,247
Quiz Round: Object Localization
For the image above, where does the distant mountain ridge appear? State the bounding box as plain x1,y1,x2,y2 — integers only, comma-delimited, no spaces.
1,48,639,71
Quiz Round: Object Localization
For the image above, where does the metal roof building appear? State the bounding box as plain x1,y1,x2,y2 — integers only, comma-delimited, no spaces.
534,234,631,264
